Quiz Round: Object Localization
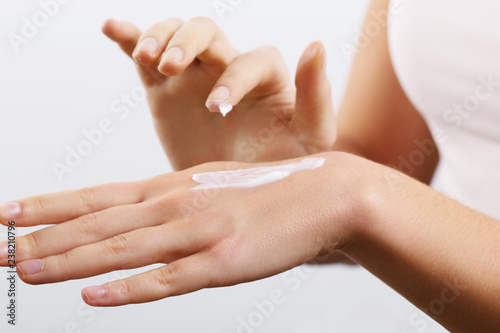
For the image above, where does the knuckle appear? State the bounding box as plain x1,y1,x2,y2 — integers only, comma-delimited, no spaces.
162,18,184,30
142,174,174,194
189,16,216,28
26,196,44,217
76,187,97,213
150,18,183,36
211,237,238,263
75,213,98,239
208,223,241,263
149,189,195,219
18,233,38,258
257,45,281,58
154,265,177,290
56,251,71,272
104,234,129,255
115,279,132,300
146,196,174,218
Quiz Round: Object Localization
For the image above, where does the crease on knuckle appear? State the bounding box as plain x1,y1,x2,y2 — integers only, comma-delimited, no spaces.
104,234,129,256
28,196,44,217
154,265,176,291
116,279,131,302
75,213,98,239
56,251,71,274
19,233,38,258
76,187,97,214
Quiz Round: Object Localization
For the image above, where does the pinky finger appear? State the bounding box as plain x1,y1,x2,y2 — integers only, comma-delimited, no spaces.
81,253,215,306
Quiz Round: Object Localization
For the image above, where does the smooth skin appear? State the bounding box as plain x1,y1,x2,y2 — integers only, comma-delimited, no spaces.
1,0,499,332
101,17,336,170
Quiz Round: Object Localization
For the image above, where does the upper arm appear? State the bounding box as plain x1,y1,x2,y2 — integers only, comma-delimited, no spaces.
335,0,439,184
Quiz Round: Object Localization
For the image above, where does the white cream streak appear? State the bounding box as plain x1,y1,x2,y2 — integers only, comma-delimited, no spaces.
191,157,325,190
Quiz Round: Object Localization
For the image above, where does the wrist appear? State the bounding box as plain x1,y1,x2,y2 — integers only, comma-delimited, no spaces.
311,152,382,256
336,158,422,257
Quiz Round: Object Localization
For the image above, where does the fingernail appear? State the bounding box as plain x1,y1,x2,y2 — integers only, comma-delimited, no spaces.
18,259,44,277
206,86,233,115
135,37,158,58
83,286,106,301
161,47,184,63
0,241,8,259
0,202,21,220
207,86,231,102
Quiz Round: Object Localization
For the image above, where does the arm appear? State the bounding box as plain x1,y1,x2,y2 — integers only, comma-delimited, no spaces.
341,159,500,332
334,0,439,184
1,152,497,331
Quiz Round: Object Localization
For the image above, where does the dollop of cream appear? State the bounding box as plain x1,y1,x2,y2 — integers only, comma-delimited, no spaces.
191,157,325,190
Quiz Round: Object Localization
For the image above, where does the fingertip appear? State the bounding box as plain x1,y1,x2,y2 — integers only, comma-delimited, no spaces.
296,41,328,91
299,41,326,73
158,47,186,75
101,19,120,37
101,19,141,48
157,62,184,76
205,86,235,116
0,202,21,223
17,259,44,282
82,286,107,306
205,101,234,116
132,37,160,65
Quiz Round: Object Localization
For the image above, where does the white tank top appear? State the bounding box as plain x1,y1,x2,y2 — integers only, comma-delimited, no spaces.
388,0,500,219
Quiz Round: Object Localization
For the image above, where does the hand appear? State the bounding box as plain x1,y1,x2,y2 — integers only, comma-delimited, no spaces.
102,18,336,170
0,152,370,306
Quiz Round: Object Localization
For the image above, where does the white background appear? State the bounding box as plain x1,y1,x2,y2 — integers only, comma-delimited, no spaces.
0,0,448,332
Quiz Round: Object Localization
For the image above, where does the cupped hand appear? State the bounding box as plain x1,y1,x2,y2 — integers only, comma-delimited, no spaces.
102,18,336,170
0,152,370,306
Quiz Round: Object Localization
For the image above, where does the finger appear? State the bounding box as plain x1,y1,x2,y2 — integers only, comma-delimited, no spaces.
11,200,165,264
131,19,184,65
101,19,142,58
158,17,238,76
0,181,147,227
81,253,215,306
293,41,337,150
205,46,291,116
17,222,208,285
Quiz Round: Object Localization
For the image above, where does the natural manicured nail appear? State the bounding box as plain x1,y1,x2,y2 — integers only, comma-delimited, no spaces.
161,47,184,63
0,241,8,259
83,286,106,301
18,259,44,277
208,86,231,102
206,86,233,116
135,37,158,58
0,202,21,220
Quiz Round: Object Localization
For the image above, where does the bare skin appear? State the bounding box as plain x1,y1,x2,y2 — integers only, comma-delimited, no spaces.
1,0,498,332
101,18,336,170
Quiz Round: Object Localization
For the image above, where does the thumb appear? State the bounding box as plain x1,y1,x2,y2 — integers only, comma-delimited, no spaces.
293,41,337,151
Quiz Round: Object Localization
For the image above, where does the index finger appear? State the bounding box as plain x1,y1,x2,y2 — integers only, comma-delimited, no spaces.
0,181,146,227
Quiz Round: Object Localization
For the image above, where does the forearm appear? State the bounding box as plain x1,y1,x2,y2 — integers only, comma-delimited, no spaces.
334,0,439,184
340,165,500,332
